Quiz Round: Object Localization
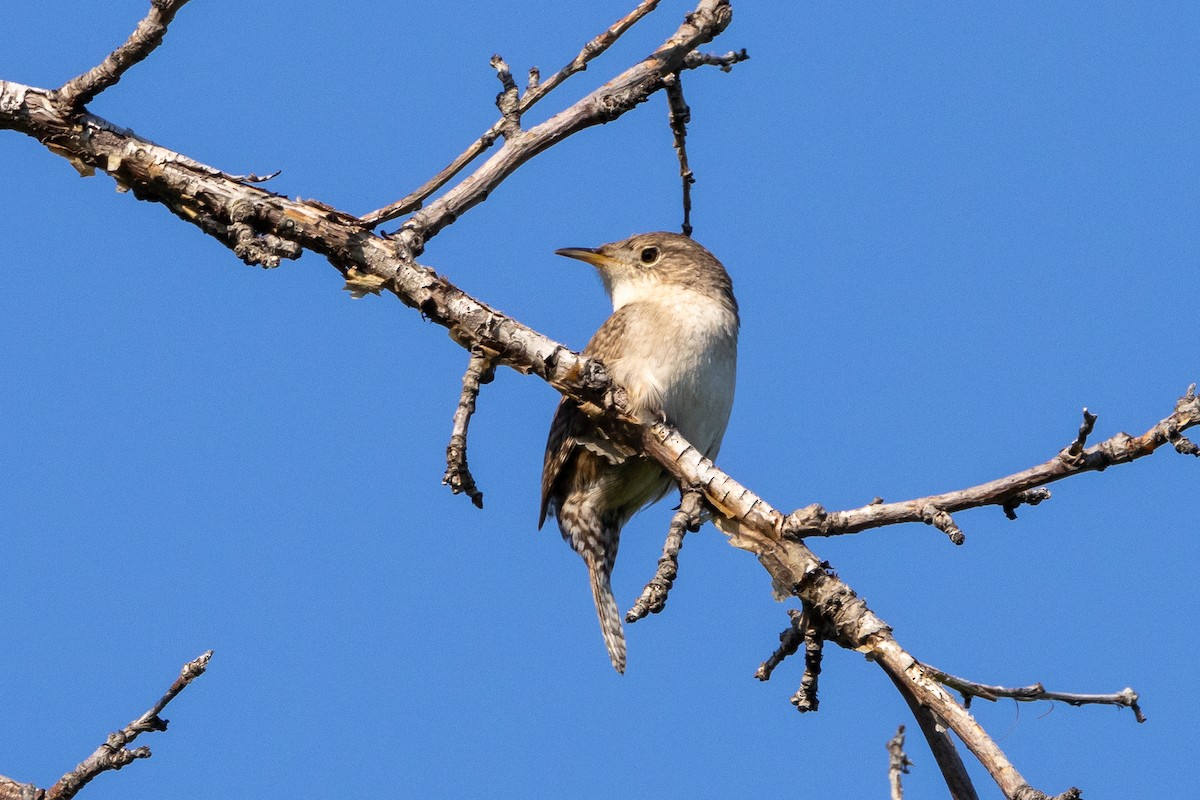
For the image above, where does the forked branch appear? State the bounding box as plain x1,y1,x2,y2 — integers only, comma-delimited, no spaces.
785,389,1200,540
53,0,191,109
359,0,664,227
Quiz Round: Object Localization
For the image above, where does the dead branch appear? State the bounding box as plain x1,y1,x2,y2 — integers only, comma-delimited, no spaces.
754,607,824,712
0,652,212,800
490,55,522,138
443,349,498,508
755,607,805,681
881,653,982,800
391,0,735,256
924,665,1145,722
791,615,824,713
785,388,1200,540
52,0,191,109
683,47,749,72
626,487,704,622
663,73,694,236
360,0,664,227
887,726,912,800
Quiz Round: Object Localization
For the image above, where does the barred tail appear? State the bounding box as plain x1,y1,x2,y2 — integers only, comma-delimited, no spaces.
588,565,627,674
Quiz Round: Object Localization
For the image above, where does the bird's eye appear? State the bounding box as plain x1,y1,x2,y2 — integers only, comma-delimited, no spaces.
639,246,660,265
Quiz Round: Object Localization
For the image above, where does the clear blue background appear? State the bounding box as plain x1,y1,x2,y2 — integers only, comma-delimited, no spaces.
2,2,1197,798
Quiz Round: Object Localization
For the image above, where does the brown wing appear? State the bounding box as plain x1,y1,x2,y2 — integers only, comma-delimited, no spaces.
539,396,587,528
539,309,638,529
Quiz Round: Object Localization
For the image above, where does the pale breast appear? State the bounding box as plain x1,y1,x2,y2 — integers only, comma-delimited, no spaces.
601,290,738,459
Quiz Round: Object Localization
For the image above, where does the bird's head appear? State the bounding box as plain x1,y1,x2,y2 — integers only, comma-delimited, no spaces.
555,231,737,318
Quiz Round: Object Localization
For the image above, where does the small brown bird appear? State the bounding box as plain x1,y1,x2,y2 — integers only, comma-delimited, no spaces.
539,232,739,673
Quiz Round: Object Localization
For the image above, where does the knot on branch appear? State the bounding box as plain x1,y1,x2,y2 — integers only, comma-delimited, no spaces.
1058,408,1098,467
1095,431,1135,468
1002,487,1052,520
490,54,522,138
782,503,829,538
795,565,890,650
191,200,302,268
681,47,750,72
920,505,965,545
1168,385,1200,455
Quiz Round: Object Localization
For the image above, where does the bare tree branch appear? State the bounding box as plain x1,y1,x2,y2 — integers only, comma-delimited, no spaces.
359,0,664,227
627,487,704,622
443,349,498,508
682,47,749,72
45,650,212,800
791,614,824,713
785,388,1200,540
0,652,212,800
663,73,694,237
887,725,912,800
389,0,735,255
925,665,1145,722
52,0,191,109
881,651,982,800
755,607,805,681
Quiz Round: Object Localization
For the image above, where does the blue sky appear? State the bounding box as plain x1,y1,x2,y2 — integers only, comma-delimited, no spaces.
2,2,1197,798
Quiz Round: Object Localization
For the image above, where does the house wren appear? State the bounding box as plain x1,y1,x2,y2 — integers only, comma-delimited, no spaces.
539,232,739,673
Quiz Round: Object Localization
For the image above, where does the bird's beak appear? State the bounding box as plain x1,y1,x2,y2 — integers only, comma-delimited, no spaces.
554,247,615,269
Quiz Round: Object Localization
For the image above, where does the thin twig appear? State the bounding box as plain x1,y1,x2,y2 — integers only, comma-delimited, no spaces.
888,725,912,800
785,388,1200,539
44,651,213,800
627,488,704,622
491,55,522,138
682,47,750,72
222,169,281,184
921,504,965,545
924,665,1145,722
443,350,497,509
1059,408,1098,466
392,0,734,255
791,616,824,712
53,0,192,109
755,607,806,681
1002,487,1051,520
663,73,694,237
754,606,825,712
360,0,663,227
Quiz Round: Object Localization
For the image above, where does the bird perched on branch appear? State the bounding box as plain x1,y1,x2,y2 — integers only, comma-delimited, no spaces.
540,232,739,673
